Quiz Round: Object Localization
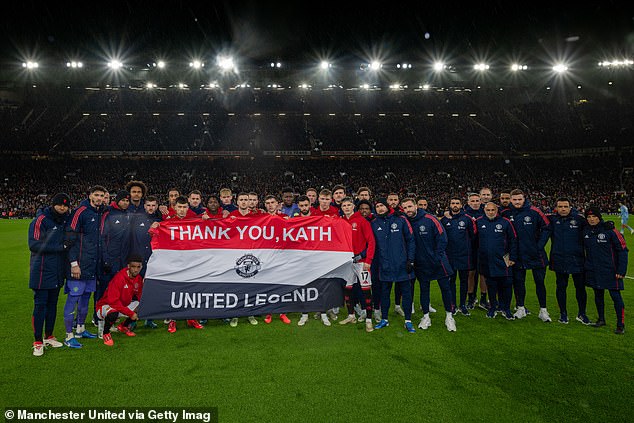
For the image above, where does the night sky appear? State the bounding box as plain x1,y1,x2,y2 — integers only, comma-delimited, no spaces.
2,1,633,65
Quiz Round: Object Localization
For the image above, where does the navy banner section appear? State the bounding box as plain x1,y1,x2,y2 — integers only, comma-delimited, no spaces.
138,277,345,319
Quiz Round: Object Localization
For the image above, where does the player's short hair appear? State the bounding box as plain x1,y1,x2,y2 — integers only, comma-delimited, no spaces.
332,184,345,193
167,187,180,195
297,195,310,203
449,196,462,203
145,195,158,203
306,187,318,195
356,199,372,210
556,197,571,205
127,254,144,264
341,197,354,205
467,192,480,199
89,185,107,194
219,188,232,196
319,189,332,197
125,180,147,196
236,192,249,199
401,197,416,206
282,187,294,194
264,195,278,202
510,189,525,197
188,190,202,197
175,196,188,205
356,186,371,195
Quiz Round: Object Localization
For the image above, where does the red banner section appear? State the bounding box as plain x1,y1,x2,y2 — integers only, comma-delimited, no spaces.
151,215,352,252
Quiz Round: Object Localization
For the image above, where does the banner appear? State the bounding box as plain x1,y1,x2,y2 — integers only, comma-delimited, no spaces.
138,215,353,319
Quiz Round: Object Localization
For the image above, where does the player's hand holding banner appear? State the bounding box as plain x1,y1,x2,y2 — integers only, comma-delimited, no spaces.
139,215,353,319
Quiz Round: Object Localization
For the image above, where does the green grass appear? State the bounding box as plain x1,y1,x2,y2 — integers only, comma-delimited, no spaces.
1,218,633,422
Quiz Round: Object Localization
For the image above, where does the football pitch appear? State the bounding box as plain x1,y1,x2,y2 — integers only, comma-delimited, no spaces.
1,218,633,422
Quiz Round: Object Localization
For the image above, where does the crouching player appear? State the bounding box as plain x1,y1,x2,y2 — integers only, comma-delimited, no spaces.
95,255,144,346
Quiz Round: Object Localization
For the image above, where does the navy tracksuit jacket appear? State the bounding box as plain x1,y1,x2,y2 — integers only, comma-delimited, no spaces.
476,214,518,278
130,211,162,277
583,221,628,290
548,212,586,274
65,199,103,280
441,211,477,271
100,203,131,280
28,207,69,290
507,200,551,270
371,212,415,282
408,208,453,280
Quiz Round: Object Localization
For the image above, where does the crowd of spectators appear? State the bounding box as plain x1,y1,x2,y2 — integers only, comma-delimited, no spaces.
1,155,631,218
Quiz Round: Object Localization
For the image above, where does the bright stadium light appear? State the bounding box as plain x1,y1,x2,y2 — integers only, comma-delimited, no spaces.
22,61,39,69
511,63,527,71
369,61,382,70
553,63,568,73
474,63,490,71
156,61,166,69
217,56,235,71
433,62,445,71
320,61,331,70
598,59,633,67
66,61,83,68
189,60,204,69
108,60,123,69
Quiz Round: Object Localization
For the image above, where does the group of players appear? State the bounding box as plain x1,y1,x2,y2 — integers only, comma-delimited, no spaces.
28,181,629,355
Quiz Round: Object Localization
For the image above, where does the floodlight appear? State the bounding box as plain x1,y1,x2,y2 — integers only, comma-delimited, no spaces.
108,60,123,69
217,56,234,71
552,64,568,73
433,62,445,71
